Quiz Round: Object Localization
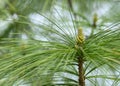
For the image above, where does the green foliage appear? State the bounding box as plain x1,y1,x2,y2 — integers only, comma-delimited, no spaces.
0,0,120,86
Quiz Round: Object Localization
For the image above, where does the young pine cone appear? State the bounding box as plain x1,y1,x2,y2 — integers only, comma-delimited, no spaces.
76,28,84,45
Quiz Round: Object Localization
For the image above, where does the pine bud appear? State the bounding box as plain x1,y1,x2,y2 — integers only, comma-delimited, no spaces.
76,28,84,45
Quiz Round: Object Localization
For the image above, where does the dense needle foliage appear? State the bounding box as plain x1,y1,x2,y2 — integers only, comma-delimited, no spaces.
0,0,120,86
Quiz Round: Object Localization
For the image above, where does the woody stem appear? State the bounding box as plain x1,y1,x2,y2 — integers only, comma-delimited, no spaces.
78,56,85,86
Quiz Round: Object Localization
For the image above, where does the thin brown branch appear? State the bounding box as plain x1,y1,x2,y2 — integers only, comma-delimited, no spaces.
78,57,85,86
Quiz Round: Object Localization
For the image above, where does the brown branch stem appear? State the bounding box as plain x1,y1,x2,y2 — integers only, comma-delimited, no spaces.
78,57,85,86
